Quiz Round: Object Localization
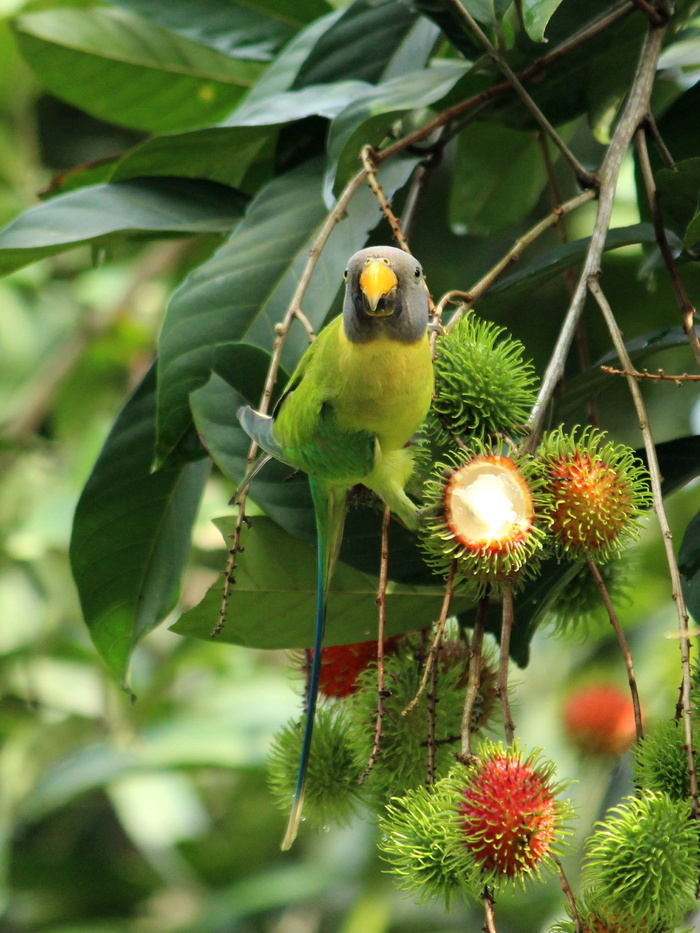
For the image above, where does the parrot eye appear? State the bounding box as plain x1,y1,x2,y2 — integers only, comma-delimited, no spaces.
343,269,348,280
414,267,421,278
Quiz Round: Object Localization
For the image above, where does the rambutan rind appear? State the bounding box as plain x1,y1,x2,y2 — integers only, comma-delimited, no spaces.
420,446,549,589
538,426,652,563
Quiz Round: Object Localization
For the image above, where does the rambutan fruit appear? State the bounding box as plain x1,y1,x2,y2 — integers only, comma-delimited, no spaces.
583,791,699,931
632,718,691,800
421,447,548,589
563,683,637,757
432,313,538,442
539,427,651,563
307,637,399,699
267,706,365,830
546,558,634,636
452,742,569,882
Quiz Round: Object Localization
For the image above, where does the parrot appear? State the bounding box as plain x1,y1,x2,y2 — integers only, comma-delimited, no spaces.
237,245,434,849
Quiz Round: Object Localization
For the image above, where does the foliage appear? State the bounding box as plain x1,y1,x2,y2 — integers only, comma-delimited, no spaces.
0,0,700,930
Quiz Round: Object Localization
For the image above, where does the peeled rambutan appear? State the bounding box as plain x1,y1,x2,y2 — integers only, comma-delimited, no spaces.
454,742,569,880
562,683,637,757
539,427,651,563
421,448,548,588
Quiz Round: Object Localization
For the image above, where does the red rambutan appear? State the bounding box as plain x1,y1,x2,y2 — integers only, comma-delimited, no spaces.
563,684,637,757
309,638,399,698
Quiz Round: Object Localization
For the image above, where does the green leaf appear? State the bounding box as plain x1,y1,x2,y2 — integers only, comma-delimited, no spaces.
111,126,274,190
449,123,551,235
478,223,678,314
156,154,419,463
13,7,265,133
70,366,209,685
406,0,481,59
325,61,471,200
522,0,567,42
292,0,420,87
656,157,700,247
170,516,470,649
105,0,330,59
679,509,700,623
560,326,698,418
0,178,247,276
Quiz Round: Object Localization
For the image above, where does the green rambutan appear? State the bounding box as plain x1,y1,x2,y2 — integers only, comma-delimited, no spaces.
632,718,691,800
348,640,480,806
433,313,538,442
546,558,634,636
420,446,548,589
379,781,479,908
583,791,699,931
538,427,651,563
267,706,365,830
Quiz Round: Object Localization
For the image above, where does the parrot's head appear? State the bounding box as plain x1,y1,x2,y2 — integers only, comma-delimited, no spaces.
342,246,430,344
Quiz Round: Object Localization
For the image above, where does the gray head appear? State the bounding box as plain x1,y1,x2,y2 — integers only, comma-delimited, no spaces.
342,245,430,344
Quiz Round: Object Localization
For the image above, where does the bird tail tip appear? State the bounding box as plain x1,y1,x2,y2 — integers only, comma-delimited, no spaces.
280,790,305,851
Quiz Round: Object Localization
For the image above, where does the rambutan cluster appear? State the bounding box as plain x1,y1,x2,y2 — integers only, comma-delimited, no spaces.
267,634,500,832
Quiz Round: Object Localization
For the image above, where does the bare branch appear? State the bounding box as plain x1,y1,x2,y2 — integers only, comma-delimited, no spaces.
527,21,668,443
588,276,698,817
601,365,700,382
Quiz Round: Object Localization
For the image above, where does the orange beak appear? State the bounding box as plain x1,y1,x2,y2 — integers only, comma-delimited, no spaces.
359,260,398,314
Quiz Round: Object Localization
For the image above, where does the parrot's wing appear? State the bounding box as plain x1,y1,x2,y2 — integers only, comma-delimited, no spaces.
237,405,290,464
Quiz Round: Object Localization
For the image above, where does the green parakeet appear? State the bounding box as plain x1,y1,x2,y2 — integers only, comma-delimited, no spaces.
238,245,433,848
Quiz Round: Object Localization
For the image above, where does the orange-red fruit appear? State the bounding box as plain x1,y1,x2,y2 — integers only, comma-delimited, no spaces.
311,638,399,698
548,452,632,552
563,684,637,757
458,754,558,876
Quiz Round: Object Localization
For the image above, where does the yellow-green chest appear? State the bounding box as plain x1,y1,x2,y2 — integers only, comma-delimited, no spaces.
333,329,433,452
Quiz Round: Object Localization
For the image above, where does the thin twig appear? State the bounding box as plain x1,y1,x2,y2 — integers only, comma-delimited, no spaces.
436,190,596,326
483,887,498,933
634,125,700,365
630,0,666,24
362,146,411,253
403,561,457,715
427,631,440,785
443,0,597,188
527,21,668,445
499,584,516,745
588,276,698,816
212,508,250,638
554,856,582,933
539,131,599,427
360,505,392,784
644,113,676,168
587,558,644,741
601,365,700,382
461,593,490,760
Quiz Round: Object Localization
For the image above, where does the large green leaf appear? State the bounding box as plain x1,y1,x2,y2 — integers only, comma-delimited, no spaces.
449,124,555,236
170,517,471,649
111,81,370,189
406,0,482,59
0,178,247,276
325,61,471,200
105,0,330,59
14,7,265,133
292,0,421,87
477,223,679,314
156,155,419,464
70,366,210,686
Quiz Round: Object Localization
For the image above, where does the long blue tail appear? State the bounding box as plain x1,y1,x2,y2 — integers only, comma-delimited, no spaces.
281,480,347,850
